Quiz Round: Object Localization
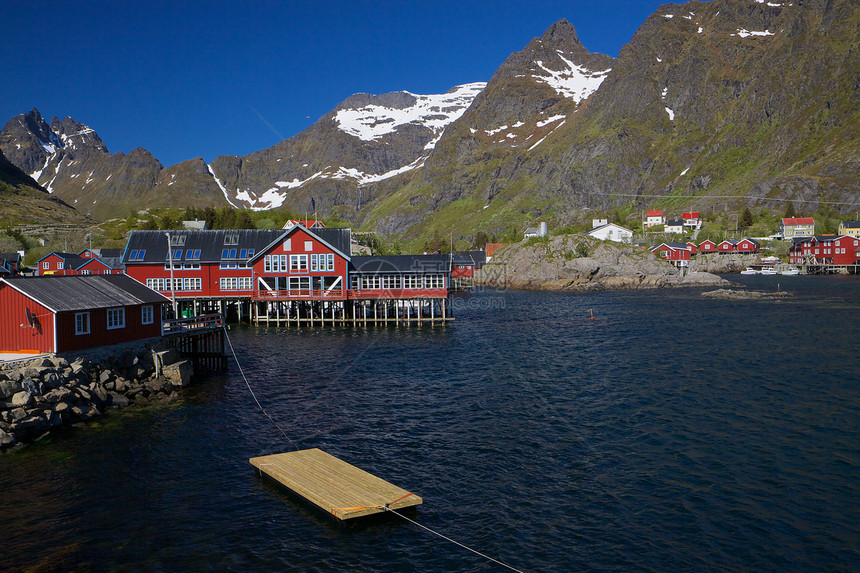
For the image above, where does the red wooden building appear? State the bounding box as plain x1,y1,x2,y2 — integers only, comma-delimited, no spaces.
36,251,123,276
685,241,698,254
735,238,761,253
121,226,453,325
717,240,736,253
789,235,860,266
699,240,717,253
0,274,168,354
650,243,691,268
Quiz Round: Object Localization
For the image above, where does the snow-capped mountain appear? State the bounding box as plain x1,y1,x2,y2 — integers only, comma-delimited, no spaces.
2,0,858,235
206,82,485,211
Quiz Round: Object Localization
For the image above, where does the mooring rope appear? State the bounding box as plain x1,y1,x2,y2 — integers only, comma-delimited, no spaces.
222,327,299,451
224,326,524,572
384,507,525,572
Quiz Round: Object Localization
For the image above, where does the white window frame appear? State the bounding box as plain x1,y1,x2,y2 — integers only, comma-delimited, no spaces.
290,254,308,272
75,312,90,335
142,305,154,325
107,308,126,330
304,240,313,252
288,277,312,291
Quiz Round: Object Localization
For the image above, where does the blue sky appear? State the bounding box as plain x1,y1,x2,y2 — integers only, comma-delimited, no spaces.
2,0,672,167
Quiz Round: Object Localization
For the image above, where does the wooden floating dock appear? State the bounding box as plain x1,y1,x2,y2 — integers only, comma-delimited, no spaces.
249,448,422,520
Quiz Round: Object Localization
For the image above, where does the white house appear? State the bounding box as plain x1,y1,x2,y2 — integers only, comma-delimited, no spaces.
592,218,608,228
587,223,634,243
664,219,684,234
644,210,664,228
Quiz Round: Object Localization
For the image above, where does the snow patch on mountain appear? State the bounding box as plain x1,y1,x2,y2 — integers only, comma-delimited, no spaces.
207,163,239,208
334,83,485,142
532,52,611,103
732,28,775,37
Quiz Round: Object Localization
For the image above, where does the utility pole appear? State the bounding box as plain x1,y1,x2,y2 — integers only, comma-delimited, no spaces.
165,232,178,318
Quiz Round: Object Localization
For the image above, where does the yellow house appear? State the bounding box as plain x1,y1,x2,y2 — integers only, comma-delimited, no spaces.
838,221,860,238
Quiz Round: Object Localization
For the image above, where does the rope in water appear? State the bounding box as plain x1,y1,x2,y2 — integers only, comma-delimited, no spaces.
223,326,299,452
223,326,525,572
384,507,525,573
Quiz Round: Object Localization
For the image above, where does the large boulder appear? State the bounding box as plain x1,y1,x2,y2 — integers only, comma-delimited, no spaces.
0,379,21,400
163,360,194,388
11,391,34,408
0,428,15,448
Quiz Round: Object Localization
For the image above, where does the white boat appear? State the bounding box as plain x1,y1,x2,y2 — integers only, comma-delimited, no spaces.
780,268,800,275
741,267,759,275
760,267,778,275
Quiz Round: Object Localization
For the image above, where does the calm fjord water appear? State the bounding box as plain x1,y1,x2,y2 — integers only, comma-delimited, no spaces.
2,275,859,572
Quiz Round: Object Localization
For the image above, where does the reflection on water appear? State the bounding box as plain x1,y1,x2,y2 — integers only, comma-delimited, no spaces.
2,275,859,572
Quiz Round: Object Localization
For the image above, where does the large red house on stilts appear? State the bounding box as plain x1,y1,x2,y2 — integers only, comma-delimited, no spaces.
121,226,453,325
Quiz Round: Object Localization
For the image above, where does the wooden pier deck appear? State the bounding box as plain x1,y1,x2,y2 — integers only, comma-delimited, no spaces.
249,448,422,520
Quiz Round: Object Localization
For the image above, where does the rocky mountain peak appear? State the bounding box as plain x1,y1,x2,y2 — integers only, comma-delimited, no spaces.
540,18,583,51
49,115,109,155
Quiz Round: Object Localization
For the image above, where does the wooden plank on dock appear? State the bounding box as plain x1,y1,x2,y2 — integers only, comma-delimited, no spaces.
249,448,422,520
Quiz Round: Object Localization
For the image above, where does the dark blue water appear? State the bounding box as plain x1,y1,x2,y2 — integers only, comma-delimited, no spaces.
2,275,859,572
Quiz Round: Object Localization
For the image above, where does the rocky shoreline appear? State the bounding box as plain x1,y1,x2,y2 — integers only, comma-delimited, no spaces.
478,236,729,292
0,344,195,451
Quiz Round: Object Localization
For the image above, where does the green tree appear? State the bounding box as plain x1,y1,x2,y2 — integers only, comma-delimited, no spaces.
473,231,489,249
740,207,754,230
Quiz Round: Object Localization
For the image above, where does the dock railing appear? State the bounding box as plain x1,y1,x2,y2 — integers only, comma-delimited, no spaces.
163,313,224,334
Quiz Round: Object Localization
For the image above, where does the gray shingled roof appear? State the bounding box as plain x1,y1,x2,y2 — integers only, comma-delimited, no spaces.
350,255,450,274
1,274,169,312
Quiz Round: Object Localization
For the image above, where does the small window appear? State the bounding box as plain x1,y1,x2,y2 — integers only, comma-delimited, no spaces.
141,305,154,325
186,249,201,260
75,312,90,335
305,240,313,252
283,239,292,251
107,308,126,330
224,233,239,245
57,262,64,270
170,234,187,246
172,249,183,260
42,262,49,270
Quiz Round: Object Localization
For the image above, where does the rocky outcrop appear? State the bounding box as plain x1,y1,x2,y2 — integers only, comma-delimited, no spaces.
691,253,763,274
479,235,728,291
0,347,194,451
702,288,793,300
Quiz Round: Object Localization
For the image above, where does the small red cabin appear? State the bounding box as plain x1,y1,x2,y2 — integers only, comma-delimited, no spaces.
651,243,691,261
0,275,168,354
699,240,717,253
735,238,760,253
717,240,737,253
